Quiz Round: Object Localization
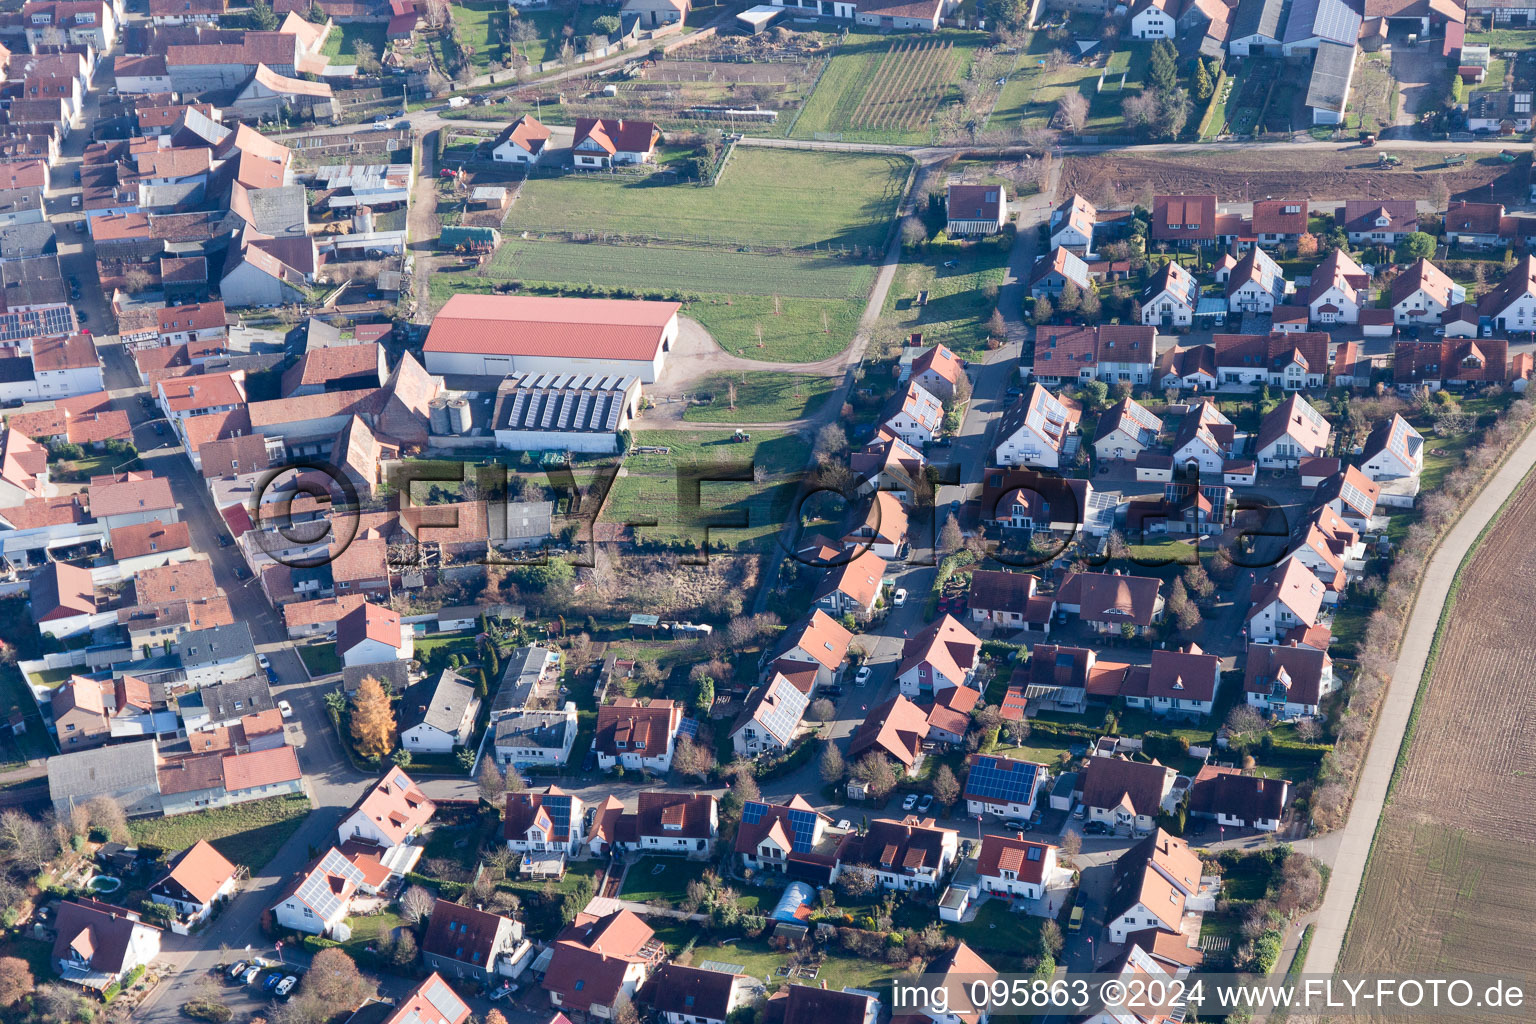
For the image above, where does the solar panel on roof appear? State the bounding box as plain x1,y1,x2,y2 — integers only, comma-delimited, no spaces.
677,716,700,739
741,800,768,825
423,977,466,1020
964,756,1039,803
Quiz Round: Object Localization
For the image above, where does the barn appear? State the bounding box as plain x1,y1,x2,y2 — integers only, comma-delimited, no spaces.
422,294,680,382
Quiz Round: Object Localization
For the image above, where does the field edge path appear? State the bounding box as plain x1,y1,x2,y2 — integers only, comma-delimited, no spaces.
1304,425,1536,975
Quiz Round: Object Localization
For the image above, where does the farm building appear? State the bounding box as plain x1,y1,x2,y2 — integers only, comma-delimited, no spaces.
854,0,944,32
491,373,641,454
1305,41,1356,124
423,294,680,382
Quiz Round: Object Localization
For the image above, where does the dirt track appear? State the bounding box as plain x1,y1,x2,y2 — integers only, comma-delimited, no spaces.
1058,148,1529,206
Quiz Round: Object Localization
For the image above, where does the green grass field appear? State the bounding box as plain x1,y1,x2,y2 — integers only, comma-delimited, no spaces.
481,239,875,300
885,245,1008,356
793,31,988,144
685,294,866,363
450,0,506,69
602,473,798,550
299,643,341,677
127,795,311,870
320,21,387,60
627,429,811,476
506,148,909,250
991,42,1152,135
682,373,838,424
618,856,708,903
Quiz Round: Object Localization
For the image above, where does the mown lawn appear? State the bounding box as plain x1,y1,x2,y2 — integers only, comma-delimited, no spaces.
450,0,507,69
682,373,838,424
601,475,798,552
320,21,387,60
127,795,311,870
991,39,1155,135
618,856,708,903
885,244,1009,357
672,933,905,992
626,429,812,477
484,238,876,300
685,294,867,364
505,148,909,250
299,643,341,677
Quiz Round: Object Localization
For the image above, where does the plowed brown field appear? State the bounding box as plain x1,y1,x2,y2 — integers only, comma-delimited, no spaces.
1058,148,1527,206
1341,471,1536,1011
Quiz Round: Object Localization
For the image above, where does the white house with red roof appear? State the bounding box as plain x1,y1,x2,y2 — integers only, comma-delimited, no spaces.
85,470,178,531
993,384,1081,468
882,380,944,447
963,753,1046,821
945,184,1008,236
841,490,908,561
148,839,238,929
975,833,1059,901
773,610,853,690
1246,559,1326,642
423,293,679,382
544,910,660,1017
594,698,684,773
572,117,659,168
336,601,413,668
51,897,160,992
382,974,473,1024
338,765,436,849
895,614,981,698
1121,643,1222,718
504,787,586,856
910,344,966,400
493,113,552,164
813,548,886,620
1359,413,1424,505
1244,639,1334,718
273,847,367,937
1254,393,1330,469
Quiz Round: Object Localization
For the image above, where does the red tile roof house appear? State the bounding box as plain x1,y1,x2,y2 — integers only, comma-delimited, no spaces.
1339,199,1418,244
336,601,413,669
421,898,526,985
1243,638,1335,718
504,787,587,856
639,962,755,1024
571,117,659,168
423,293,679,383
846,694,931,777
1150,194,1217,247
1314,464,1383,533
963,752,1047,822
1188,765,1290,832
52,897,162,992
158,300,227,346
1055,570,1164,637
1077,755,1177,836
733,796,845,882
837,814,958,892
812,548,886,621
1118,643,1223,719
763,983,875,1024
378,974,473,1024
895,613,982,699
148,838,238,929
29,558,101,638
1103,829,1209,942
975,833,1059,902
337,765,436,850
272,847,366,937
594,697,684,773
945,183,1009,236
492,113,552,165
729,670,810,758
1254,392,1330,468
909,342,966,400
542,909,663,1017
967,568,1054,635
1250,199,1308,249
772,609,854,690
1245,558,1326,642
108,519,192,575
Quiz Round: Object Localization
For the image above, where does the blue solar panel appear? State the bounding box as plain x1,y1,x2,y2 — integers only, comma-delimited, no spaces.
545,794,572,841
786,808,818,852
678,717,701,738
965,756,1039,803
742,801,769,825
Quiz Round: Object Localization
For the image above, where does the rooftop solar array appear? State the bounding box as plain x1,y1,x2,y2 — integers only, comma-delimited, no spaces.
544,792,573,841
741,801,821,852
0,304,73,344
964,756,1040,803
753,678,809,744
295,849,364,919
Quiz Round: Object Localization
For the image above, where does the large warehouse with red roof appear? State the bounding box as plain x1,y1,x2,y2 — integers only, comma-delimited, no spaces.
422,294,680,382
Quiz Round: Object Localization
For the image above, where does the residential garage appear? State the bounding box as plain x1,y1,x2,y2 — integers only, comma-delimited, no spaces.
422,294,680,383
